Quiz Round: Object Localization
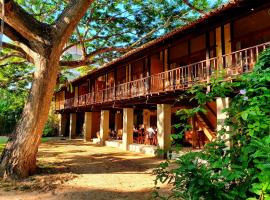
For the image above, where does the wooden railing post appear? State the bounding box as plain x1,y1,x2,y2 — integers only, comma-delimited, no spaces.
188,65,192,87
206,58,210,92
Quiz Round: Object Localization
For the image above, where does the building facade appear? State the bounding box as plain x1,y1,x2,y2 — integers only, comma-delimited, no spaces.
54,0,270,154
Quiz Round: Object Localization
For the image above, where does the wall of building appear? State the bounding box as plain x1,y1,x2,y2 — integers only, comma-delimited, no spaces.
233,8,270,49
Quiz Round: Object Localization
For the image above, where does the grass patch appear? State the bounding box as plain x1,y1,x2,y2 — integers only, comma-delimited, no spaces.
0,136,8,153
41,137,50,143
0,136,8,144
0,136,51,154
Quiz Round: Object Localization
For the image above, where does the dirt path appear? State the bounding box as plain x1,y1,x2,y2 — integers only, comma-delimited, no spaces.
0,139,169,200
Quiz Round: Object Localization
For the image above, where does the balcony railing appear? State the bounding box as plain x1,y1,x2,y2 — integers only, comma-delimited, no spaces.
58,41,270,110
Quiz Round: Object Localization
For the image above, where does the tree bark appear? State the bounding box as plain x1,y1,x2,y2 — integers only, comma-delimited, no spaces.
0,0,93,180
1,53,59,179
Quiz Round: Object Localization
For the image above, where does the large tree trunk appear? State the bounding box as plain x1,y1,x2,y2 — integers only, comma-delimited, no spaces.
0,54,59,180
0,0,93,180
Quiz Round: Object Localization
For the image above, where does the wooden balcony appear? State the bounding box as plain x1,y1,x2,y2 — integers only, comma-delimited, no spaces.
59,41,270,110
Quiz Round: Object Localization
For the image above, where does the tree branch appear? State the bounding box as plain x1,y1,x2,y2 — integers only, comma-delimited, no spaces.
1,21,29,44
0,61,26,69
60,46,131,68
131,17,172,48
0,52,25,62
62,32,129,54
2,42,24,53
59,59,94,68
53,0,94,49
182,0,205,14
2,42,34,63
76,28,87,59
0,0,51,44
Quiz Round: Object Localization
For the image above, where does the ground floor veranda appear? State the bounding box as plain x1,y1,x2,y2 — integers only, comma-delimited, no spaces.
58,97,229,156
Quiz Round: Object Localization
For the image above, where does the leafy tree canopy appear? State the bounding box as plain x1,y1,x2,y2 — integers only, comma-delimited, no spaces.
3,0,224,77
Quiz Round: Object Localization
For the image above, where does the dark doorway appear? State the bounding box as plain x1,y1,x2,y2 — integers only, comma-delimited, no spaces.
76,112,85,138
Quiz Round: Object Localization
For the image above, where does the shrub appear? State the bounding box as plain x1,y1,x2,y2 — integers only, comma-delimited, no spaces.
0,89,27,135
154,48,270,199
43,106,59,137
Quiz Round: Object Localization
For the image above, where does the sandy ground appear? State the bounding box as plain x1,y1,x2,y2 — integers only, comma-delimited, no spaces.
0,139,170,200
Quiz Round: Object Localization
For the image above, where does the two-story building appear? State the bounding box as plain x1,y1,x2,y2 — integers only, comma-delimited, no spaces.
54,0,270,155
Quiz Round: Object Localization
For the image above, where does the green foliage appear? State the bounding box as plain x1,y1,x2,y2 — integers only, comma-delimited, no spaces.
0,88,28,135
0,50,33,91
15,0,223,70
171,106,205,146
0,136,8,153
43,106,59,137
154,48,270,199
0,50,32,135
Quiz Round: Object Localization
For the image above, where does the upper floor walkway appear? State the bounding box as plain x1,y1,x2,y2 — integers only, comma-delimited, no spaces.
56,41,270,111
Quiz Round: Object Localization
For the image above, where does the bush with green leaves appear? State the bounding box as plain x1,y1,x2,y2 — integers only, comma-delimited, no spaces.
0,89,27,135
43,107,59,137
154,48,270,200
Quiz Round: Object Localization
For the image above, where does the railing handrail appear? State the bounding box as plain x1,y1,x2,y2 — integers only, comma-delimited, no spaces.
152,41,270,77
222,41,270,57
117,76,150,87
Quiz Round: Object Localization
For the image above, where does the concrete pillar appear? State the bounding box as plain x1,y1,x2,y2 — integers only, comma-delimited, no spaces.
59,113,69,136
143,109,151,129
216,97,230,147
157,104,171,152
115,111,123,131
122,108,134,151
100,110,110,145
84,111,101,141
69,113,77,139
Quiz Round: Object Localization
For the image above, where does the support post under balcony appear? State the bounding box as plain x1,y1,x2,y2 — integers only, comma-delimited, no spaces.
69,113,77,139
122,108,134,151
100,110,110,145
84,112,100,142
216,97,230,149
157,104,171,157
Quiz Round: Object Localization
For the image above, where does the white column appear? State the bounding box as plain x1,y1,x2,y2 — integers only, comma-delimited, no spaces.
122,108,134,151
69,113,77,139
85,111,101,140
157,104,171,152
216,97,230,147
100,110,109,145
